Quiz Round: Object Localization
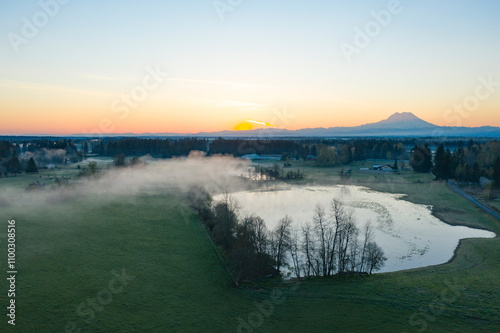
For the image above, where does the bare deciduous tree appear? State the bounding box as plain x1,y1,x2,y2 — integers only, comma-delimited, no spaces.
289,227,302,278
252,216,268,255
313,204,331,276
301,223,318,277
337,215,358,274
366,242,387,274
359,222,374,273
272,215,293,274
212,192,239,250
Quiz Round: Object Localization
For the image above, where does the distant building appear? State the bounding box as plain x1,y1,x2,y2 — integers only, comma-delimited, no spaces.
361,165,395,172
260,154,281,160
241,154,281,161
241,154,261,160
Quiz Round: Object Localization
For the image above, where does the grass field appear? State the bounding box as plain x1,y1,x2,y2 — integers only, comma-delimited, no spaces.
1,159,499,332
489,201,500,213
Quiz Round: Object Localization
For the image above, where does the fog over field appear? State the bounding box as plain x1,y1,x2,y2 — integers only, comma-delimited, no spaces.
0,152,250,208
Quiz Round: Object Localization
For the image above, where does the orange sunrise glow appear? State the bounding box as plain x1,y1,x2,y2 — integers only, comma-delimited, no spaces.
1,1,499,135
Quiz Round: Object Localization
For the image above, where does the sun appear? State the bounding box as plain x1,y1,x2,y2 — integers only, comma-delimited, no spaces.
234,122,253,131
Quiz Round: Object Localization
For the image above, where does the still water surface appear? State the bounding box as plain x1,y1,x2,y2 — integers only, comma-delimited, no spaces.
219,185,496,273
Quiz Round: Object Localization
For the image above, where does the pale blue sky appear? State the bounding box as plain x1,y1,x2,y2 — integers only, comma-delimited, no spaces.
1,0,499,134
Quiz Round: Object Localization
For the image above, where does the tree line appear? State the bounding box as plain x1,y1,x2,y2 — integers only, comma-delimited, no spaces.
250,165,305,180
188,186,387,284
4,136,499,187
409,141,500,186
91,138,412,163
95,138,208,158
0,139,82,177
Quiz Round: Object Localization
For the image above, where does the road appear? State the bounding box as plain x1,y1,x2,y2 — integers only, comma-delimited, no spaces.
447,180,500,221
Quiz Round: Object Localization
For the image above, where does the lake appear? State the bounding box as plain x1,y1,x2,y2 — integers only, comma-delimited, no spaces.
217,185,496,273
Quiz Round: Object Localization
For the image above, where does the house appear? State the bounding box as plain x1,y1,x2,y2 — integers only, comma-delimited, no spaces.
241,154,281,161
367,165,395,172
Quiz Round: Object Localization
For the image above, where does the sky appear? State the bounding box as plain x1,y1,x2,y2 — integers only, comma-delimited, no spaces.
1,0,499,135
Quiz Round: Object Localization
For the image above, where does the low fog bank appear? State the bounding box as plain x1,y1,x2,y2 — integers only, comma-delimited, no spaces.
23,148,67,167
0,152,252,208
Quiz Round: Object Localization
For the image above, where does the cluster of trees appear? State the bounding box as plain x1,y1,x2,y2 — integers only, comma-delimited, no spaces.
188,186,387,283
93,138,208,158
349,139,409,161
0,141,20,176
78,161,99,178
291,201,386,277
0,139,84,177
0,151,39,176
250,164,305,180
90,138,415,164
23,139,82,164
410,141,500,186
209,139,310,159
316,140,408,167
95,138,310,159
7,136,498,186
112,154,144,167
188,187,277,282
409,145,433,173
23,139,78,152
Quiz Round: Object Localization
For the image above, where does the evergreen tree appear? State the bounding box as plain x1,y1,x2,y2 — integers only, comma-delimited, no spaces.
7,153,22,174
113,153,126,167
433,143,446,179
494,158,500,188
410,145,433,173
82,142,88,157
493,157,500,188
98,141,106,156
455,163,464,181
340,144,352,165
393,159,398,170
87,161,98,176
433,144,453,180
471,163,481,182
26,157,38,173
444,148,453,179
311,144,317,156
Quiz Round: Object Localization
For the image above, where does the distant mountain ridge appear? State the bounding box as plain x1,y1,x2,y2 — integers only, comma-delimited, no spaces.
69,112,500,138
189,112,499,138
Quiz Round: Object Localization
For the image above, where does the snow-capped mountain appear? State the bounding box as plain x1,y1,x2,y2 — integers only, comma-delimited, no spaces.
360,112,438,130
